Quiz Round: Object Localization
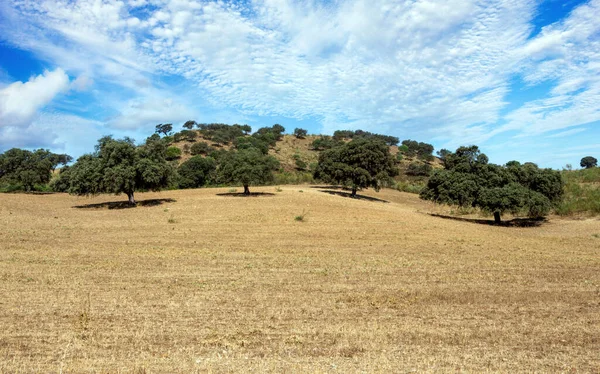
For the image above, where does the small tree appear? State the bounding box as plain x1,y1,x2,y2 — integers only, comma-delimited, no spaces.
183,120,197,130
218,148,279,195
314,138,398,197
155,123,173,137
294,128,308,139
69,136,174,205
580,156,597,169
241,124,252,135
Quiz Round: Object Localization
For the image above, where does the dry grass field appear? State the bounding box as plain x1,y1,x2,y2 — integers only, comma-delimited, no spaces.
1,186,599,373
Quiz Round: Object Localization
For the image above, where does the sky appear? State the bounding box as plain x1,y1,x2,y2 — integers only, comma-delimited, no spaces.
0,0,598,168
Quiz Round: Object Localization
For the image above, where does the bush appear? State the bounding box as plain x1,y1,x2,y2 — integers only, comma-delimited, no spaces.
165,146,182,160
406,162,432,176
190,142,214,156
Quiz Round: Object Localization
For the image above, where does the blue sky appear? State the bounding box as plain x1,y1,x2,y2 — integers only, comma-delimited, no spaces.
0,0,598,168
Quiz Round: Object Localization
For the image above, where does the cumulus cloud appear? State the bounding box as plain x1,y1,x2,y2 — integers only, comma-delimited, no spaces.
0,68,70,127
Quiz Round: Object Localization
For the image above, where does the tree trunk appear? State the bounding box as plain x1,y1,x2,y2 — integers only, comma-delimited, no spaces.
243,185,250,195
127,191,136,205
351,187,357,198
494,211,501,224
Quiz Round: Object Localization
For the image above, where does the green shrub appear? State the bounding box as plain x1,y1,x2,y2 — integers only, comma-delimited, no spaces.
405,162,432,176
190,142,214,156
165,146,182,160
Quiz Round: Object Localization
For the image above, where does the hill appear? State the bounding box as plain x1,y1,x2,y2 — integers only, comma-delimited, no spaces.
169,131,441,185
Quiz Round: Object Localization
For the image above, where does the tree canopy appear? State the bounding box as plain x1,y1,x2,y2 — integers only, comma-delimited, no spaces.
178,156,216,189
420,146,564,223
218,148,280,195
0,148,72,191
580,156,597,169
68,136,174,204
294,128,308,139
314,138,398,197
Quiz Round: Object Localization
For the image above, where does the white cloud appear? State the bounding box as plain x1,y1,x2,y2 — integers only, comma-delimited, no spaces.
108,95,198,130
0,68,70,127
0,0,598,164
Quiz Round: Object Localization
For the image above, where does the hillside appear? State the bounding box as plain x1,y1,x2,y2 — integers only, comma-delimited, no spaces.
170,132,441,183
1,187,598,372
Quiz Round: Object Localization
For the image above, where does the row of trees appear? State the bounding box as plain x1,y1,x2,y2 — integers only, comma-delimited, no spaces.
0,120,569,224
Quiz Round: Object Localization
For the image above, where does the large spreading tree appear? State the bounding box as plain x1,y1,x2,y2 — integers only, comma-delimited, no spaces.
313,138,398,197
68,136,174,204
420,146,564,223
218,148,279,195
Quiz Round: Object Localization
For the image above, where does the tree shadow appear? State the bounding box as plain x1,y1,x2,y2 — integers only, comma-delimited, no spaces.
319,190,389,203
73,198,176,210
216,192,275,197
428,214,547,227
310,185,348,190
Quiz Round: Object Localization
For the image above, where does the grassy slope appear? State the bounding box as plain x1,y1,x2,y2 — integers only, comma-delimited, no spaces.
557,167,600,216
1,187,598,372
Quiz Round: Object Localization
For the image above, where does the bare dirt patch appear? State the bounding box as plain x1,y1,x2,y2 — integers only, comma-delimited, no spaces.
1,186,599,372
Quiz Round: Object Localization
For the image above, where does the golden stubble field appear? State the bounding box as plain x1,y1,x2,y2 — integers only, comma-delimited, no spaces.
0,186,599,373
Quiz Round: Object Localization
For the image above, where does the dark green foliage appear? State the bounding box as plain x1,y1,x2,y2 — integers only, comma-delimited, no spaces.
0,148,72,192
436,148,451,162
293,154,307,170
190,142,214,156
241,124,252,134
294,128,308,139
420,145,563,222
272,124,285,139
252,131,277,148
406,162,432,176
197,123,246,145
255,125,285,142
581,156,597,169
332,130,355,140
68,136,174,204
183,120,197,130
155,123,173,136
314,138,398,196
311,136,343,151
401,140,434,160
50,166,72,192
218,148,280,194
234,136,269,155
173,130,197,142
178,156,216,189
165,146,182,160
333,129,399,146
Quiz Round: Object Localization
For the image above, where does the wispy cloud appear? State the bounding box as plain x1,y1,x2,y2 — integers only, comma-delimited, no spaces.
0,0,598,167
